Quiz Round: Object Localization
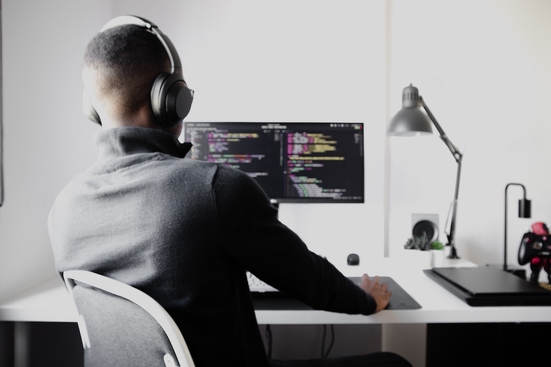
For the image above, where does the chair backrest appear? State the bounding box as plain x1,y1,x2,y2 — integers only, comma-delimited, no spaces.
63,270,195,367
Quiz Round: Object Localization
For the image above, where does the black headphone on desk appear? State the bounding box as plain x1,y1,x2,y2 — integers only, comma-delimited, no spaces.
83,15,194,127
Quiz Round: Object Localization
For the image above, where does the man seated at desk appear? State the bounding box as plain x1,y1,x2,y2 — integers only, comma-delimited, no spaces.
48,15,412,367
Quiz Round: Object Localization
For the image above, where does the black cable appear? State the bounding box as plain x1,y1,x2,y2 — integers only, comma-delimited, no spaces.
321,324,335,359
325,325,335,358
265,324,273,359
321,325,326,358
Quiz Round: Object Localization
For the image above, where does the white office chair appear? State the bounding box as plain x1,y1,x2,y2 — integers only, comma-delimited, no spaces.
63,270,195,367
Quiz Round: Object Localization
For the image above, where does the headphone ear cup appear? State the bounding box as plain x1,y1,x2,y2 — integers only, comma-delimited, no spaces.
83,88,101,125
151,72,193,127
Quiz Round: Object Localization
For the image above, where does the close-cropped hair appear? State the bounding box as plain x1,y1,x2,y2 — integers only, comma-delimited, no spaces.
84,24,170,116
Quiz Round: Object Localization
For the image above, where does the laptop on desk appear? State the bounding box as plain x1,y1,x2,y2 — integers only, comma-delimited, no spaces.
424,266,551,306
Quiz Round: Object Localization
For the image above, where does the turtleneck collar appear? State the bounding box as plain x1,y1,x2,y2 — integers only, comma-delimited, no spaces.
93,126,192,159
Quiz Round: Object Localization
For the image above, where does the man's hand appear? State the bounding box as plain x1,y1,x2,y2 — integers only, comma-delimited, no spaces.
360,273,391,313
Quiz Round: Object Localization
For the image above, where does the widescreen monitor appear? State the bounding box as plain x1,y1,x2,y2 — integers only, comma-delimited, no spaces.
183,122,365,204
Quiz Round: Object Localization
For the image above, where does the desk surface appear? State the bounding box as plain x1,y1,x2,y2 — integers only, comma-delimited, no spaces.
2,257,551,325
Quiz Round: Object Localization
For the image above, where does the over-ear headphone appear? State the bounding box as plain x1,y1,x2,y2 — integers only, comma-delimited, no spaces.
83,15,194,127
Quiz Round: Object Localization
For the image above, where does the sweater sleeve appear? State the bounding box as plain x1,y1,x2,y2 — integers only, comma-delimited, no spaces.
213,166,377,315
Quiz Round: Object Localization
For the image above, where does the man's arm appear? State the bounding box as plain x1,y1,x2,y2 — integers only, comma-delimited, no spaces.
213,166,380,315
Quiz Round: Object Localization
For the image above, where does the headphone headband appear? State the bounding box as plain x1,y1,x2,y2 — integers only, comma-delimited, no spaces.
100,15,181,73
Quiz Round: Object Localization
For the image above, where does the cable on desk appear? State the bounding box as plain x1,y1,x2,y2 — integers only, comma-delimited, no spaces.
265,324,273,359
321,324,335,358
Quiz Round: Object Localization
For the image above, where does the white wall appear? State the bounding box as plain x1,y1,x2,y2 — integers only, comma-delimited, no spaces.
0,0,114,299
387,0,551,278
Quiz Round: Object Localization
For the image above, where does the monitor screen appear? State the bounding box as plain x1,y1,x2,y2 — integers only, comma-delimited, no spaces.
183,122,365,204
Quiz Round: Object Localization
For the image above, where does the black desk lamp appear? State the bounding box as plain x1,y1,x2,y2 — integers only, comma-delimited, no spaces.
387,84,462,259
504,183,531,271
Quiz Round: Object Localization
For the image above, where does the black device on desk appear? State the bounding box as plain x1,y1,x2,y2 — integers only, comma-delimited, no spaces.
424,266,551,306
252,276,421,311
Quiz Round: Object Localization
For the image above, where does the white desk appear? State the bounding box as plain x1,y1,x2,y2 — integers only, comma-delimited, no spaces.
2,257,551,367
3,259,551,324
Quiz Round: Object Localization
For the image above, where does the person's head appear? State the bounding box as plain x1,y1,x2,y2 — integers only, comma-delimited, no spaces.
83,20,188,135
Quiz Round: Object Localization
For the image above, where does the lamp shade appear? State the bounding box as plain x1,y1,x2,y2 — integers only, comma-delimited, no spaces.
518,198,531,218
387,84,433,136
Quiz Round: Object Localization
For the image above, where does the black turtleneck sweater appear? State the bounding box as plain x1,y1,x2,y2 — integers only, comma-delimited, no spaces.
48,126,376,367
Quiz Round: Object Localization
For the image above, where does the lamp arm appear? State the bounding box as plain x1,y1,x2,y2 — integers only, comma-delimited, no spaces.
420,96,462,258
446,158,462,258
419,97,463,164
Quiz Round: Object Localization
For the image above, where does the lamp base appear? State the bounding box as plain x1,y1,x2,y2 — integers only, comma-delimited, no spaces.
446,245,460,259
